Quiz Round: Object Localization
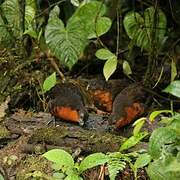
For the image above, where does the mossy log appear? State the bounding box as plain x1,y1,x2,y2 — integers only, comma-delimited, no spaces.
4,111,126,154
27,126,125,154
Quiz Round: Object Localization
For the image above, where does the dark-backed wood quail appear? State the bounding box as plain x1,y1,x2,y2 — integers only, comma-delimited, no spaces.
48,82,88,126
109,83,146,128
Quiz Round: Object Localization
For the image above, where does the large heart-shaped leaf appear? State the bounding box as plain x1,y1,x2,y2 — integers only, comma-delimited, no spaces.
72,1,111,38
73,1,106,33
45,6,88,69
88,17,112,39
123,6,167,50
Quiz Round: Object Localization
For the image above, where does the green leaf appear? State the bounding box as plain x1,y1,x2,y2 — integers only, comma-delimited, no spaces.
73,1,106,35
108,160,126,180
45,6,88,69
43,72,56,92
147,155,180,180
95,48,115,60
169,117,180,136
133,118,146,136
70,0,80,7
79,153,108,173
25,5,35,27
123,60,132,76
134,153,151,169
53,172,65,179
171,59,177,82
120,132,148,151
163,80,180,98
88,17,112,39
0,174,4,180
148,127,177,159
0,0,35,47
123,6,167,50
103,57,117,81
72,1,111,39
149,110,172,122
42,149,74,169
24,29,37,39
65,174,82,180
165,158,180,172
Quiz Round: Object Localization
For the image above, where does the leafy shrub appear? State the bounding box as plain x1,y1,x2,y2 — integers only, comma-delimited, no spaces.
0,0,35,47
123,6,167,51
42,149,138,180
45,1,112,69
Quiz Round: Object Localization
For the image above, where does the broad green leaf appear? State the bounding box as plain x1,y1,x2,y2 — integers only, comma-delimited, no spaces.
65,174,82,180
120,132,148,151
45,6,88,69
133,118,146,136
53,172,65,179
25,5,35,27
147,155,180,180
134,153,151,169
123,7,167,50
103,57,117,81
163,80,180,98
0,174,4,180
88,17,112,39
43,149,74,169
72,1,111,38
79,153,108,173
149,110,172,122
73,1,106,34
148,127,177,159
123,61,132,76
169,117,180,136
95,48,115,60
43,72,56,92
165,158,180,172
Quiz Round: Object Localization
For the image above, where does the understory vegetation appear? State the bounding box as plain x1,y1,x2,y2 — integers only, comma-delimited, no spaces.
0,0,180,179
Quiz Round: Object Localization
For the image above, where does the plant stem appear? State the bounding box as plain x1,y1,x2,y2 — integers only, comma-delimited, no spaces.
18,0,26,57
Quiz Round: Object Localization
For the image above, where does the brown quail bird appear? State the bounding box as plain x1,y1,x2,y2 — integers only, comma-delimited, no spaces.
48,82,88,126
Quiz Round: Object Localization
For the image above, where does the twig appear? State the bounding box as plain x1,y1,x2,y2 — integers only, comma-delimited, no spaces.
47,54,66,82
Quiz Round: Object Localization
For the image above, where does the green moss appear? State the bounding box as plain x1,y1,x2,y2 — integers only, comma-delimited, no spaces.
0,125,10,138
16,155,53,180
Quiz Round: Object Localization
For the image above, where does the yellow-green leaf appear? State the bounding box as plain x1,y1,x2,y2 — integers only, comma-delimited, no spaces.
95,48,115,60
43,72,56,92
123,60,132,76
103,57,117,81
171,59,177,82
163,80,180,98
149,110,173,122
